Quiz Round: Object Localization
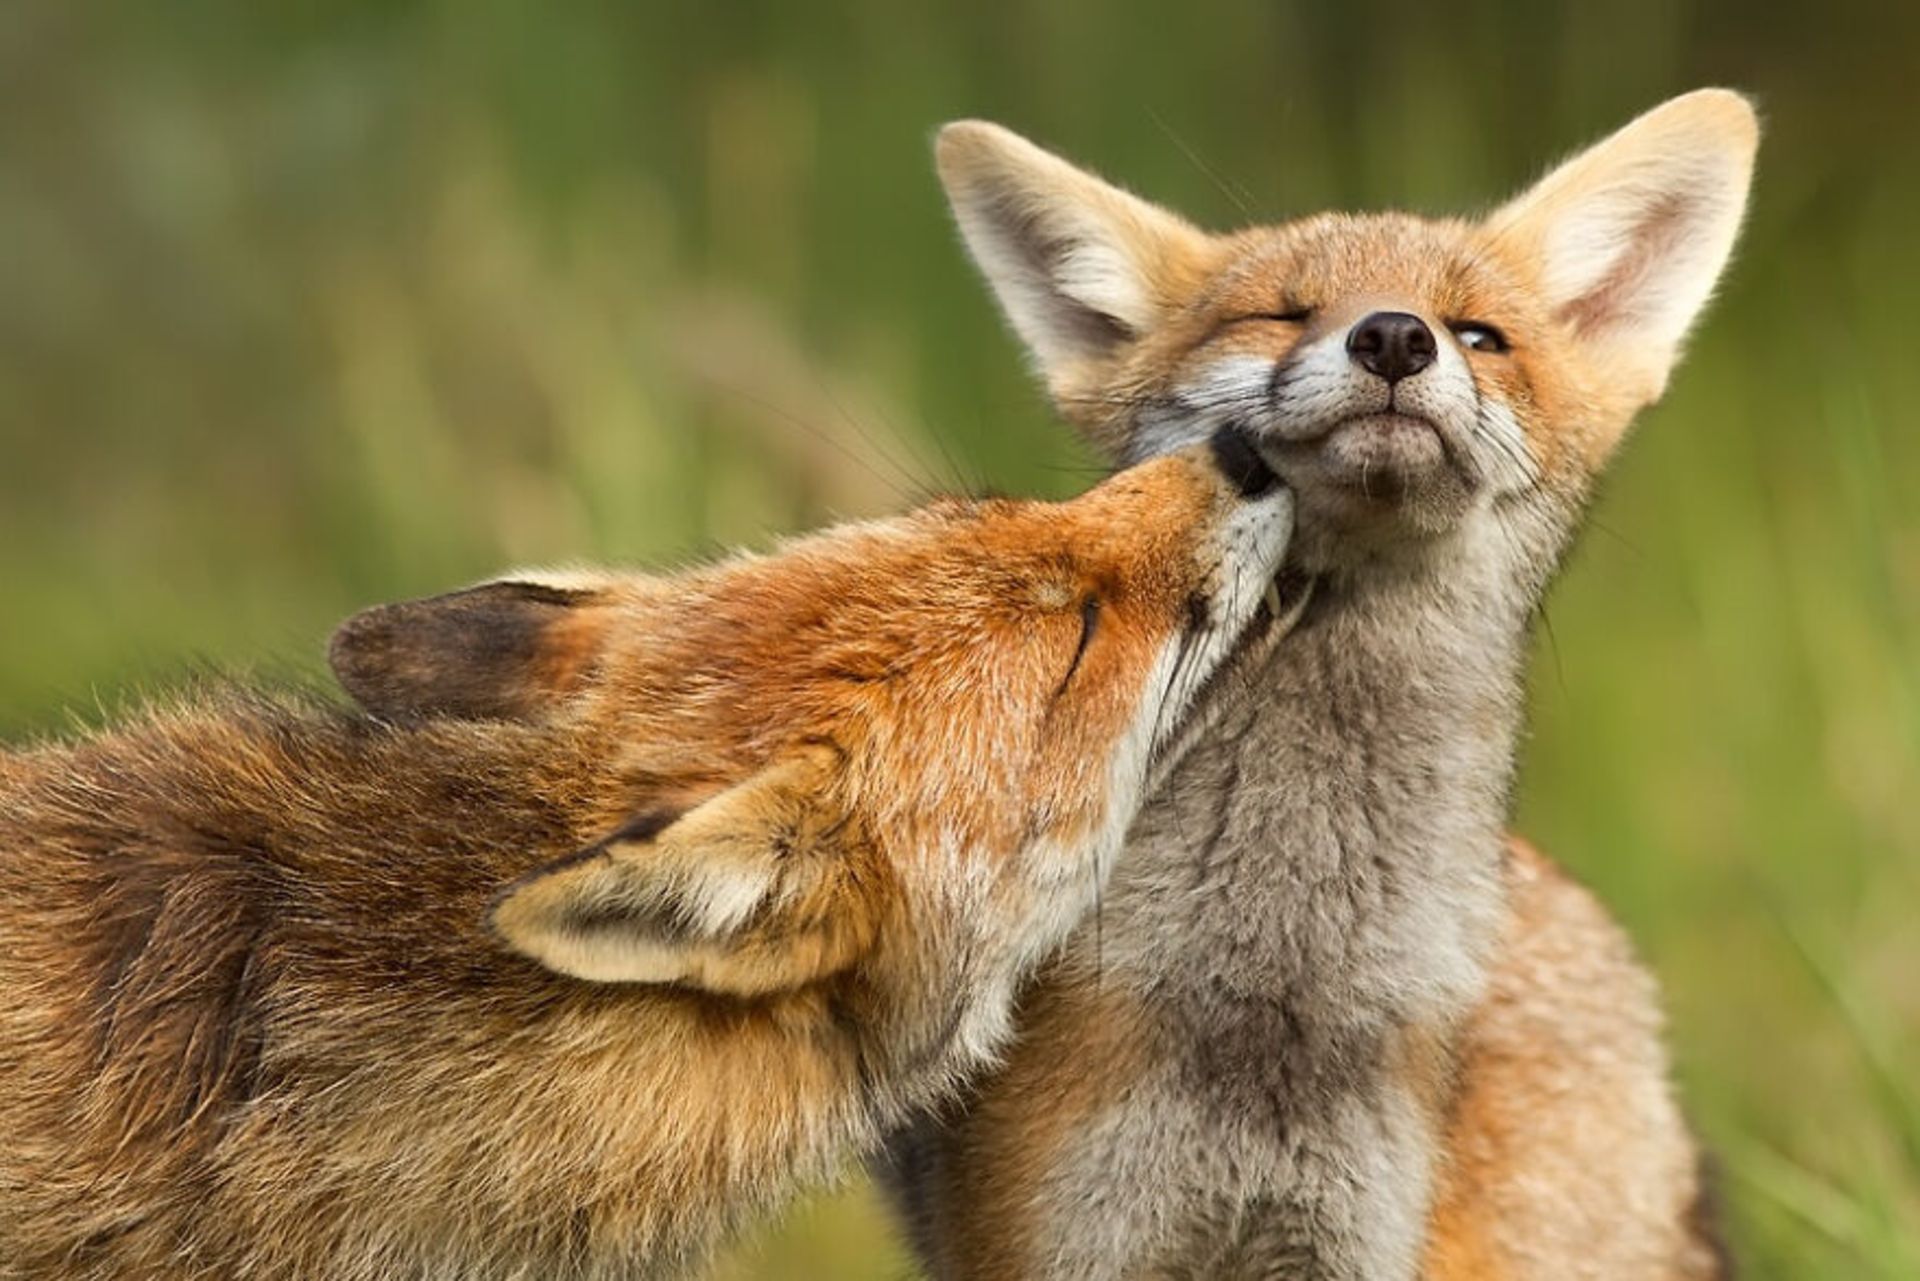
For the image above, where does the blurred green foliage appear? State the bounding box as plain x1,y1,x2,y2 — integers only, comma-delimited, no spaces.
2,1,1916,1276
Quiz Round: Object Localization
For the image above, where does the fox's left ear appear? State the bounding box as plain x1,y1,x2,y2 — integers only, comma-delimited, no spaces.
329,572,633,721
1487,88,1760,406
936,121,1211,430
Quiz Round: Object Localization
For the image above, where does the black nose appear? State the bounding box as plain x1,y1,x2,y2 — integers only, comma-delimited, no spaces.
1208,424,1280,498
1346,311,1436,383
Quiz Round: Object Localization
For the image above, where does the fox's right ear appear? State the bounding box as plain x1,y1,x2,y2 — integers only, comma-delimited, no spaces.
935,121,1210,414
330,575,620,721
490,746,877,997
1486,89,1759,408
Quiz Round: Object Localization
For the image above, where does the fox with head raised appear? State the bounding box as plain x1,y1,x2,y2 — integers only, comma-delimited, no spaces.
881,91,1757,1278
0,440,1294,1279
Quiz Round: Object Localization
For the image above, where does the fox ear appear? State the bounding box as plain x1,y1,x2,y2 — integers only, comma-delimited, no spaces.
936,121,1210,405
330,573,622,721
1487,89,1759,406
489,747,877,997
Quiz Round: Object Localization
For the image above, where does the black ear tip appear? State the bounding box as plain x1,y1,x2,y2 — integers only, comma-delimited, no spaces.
329,580,601,721
326,597,469,719
328,605,387,672
327,604,413,712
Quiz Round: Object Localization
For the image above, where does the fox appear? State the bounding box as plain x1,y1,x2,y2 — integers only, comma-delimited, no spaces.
879,90,1758,1279
0,438,1297,1280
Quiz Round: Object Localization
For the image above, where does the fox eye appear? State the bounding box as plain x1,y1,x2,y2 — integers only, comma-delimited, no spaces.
1056,596,1100,695
1450,321,1510,354
1258,305,1313,325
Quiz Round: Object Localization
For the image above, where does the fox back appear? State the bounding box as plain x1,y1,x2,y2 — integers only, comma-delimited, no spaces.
0,442,1292,1279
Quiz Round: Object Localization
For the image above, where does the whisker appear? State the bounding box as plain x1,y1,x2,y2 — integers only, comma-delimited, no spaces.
1537,600,1569,700
1093,863,1105,993
1148,107,1258,222
701,379,923,504
809,367,943,498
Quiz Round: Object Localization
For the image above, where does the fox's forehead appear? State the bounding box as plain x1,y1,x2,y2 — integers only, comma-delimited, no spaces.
688,490,1178,603
626,509,1049,649
1198,212,1533,321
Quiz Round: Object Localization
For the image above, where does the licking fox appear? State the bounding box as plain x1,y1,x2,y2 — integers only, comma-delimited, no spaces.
884,90,1758,1278
0,439,1294,1279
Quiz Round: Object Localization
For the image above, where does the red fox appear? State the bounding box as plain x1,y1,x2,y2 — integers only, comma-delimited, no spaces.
0,440,1294,1279
881,91,1757,1278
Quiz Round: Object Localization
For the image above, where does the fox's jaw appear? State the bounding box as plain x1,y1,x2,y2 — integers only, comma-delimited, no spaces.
937,90,1758,574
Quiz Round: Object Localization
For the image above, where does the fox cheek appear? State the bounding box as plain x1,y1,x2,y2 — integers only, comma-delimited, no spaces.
1138,350,1304,464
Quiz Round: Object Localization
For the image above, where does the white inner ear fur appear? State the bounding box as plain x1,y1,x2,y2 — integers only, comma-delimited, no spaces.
492,847,784,987
1488,88,1758,401
936,120,1202,374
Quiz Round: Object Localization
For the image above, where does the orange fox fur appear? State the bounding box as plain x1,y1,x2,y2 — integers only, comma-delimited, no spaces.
884,91,1757,1278
0,443,1293,1279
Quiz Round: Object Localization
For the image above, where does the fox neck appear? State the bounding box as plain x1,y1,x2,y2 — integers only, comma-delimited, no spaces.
1111,496,1564,1041
876,827,1133,1114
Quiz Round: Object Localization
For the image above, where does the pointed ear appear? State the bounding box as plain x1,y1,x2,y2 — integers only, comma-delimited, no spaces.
489,747,877,997
329,574,620,721
1486,89,1759,405
936,121,1211,399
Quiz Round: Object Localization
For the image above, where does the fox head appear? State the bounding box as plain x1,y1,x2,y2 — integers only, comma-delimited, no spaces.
935,90,1758,577
329,440,1291,1060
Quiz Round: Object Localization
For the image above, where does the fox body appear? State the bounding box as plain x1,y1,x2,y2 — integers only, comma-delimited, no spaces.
0,443,1293,1280
883,92,1757,1278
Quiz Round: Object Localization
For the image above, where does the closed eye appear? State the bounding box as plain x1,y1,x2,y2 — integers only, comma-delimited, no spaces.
1055,596,1100,698
1242,305,1312,326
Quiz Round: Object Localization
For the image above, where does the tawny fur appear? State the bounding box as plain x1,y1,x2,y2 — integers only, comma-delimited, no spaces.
0,446,1291,1280
1422,841,1727,1281
883,90,1756,1279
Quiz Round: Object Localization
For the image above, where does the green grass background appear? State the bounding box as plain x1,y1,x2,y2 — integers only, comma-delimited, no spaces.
2,2,1915,1276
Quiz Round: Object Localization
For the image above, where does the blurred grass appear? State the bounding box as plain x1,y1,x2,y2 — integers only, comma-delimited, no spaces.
1,2,1916,1276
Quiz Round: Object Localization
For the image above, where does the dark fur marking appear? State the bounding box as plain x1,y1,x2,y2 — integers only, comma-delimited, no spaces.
86,833,276,1137
559,904,694,945
605,808,681,847
1209,424,1281,498
484,807,687,931
1052,597,1102,701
